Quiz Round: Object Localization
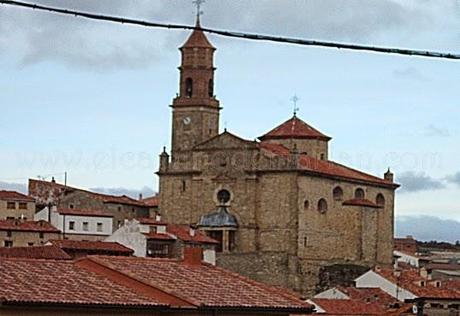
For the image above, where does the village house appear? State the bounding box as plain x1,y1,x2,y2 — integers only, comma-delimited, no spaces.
355,265,460,315
29,178,150,230
0,190,36,220
0,248,313,315
0,244,72,259
0,219,60,247
106,217,217,264
35,206,113,241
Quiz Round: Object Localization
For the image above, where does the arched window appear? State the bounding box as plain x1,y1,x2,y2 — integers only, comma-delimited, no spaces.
185,78,193,97
333,186,344,201
208,79,214,97
304,200,310,210
318,199,328,213
376,194,385,207
355,188,365,199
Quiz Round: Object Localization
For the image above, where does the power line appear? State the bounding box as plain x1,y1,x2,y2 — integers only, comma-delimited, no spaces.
1,0,459,61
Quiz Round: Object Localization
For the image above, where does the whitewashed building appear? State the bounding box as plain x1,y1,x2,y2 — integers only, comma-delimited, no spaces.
35,206,113,241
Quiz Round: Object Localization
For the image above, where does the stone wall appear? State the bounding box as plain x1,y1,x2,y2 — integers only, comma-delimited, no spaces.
0,230,60,247
0,200,35,220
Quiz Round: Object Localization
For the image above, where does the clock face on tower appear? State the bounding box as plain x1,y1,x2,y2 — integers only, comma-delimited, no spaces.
183,117,192,125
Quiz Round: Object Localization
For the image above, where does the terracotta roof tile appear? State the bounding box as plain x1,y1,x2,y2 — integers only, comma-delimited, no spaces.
137,217,168,225
86,256,312,311
49,240,134,254
0,258,165,308
312,298,386,315
0,190,35,202
342,199,382,209
259,116,331,141
167,224,219,244
0,220,60,233
57,208,113,218
140,195,159,207
143,232,176,241
0,245,71,260
260,142,398,188
181,21,215,49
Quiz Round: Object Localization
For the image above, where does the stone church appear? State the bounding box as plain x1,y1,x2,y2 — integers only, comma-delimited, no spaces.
157,18,399,295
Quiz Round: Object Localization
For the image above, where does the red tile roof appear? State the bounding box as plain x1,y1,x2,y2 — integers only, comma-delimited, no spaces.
0,190,35,202
0,220,60,233
49,240,134,255
342,199,382,209
181,20,215,49
141,195,159,207
84,256,312,311
0,245,71,260
312,298,386,315
0,258,165,308
57,207,113,218
167,224,219,244
137,217,168,225
259,116,331,141
260,142,398,188
336,287,399,308
376,266,460,299
29,179,147,207
143,232,176,241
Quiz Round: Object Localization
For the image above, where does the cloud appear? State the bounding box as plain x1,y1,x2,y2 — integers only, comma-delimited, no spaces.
397,171,445,193
0,0,459,70
90,186,155,199
422,125,450,137
0,182,28,194
446,172,460,186
396,215,460,243
393,67,426,81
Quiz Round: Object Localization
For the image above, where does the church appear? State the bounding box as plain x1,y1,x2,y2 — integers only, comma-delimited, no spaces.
157,17,399,295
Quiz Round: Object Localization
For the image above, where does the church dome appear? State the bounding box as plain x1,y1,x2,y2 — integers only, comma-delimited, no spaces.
197,206,238,228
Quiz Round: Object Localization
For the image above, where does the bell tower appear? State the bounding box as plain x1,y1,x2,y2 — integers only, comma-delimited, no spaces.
171,16,220,156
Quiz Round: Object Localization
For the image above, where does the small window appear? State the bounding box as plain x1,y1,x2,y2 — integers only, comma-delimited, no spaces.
97,222,103,232
217,189,231,204
318,199,328,213
304,200,310,210
147,243,169,258
6,217,14,220
229,230,236,252
117,206,122,212
69,204,75,209
182,180,187,192
333,186,344,201
6,202,15,210
6,231,12,237
208,79,214,97
117,220,122,228
303,236,308,247
28,242,34,247
4,240,13,248
376,194,385,206
207,231,224,253
82,222,89,231
320,153,325,160
355,188,365,199
185,78,193,97
18,202,27,210
69,221,75,231
39,232,44,239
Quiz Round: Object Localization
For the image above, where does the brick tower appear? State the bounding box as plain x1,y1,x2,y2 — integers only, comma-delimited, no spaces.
170,17,220,157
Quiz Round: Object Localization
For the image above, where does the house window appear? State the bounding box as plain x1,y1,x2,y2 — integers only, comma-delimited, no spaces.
28,242,34,247
355,188,365,199
117,206,122,212
6,217,14,220
4,241,13,248
304,200,310,210
318,199,328,213
18,202,27,210
207,231,224,253
208,79,214,97
320,153,325,160
147,243,169,258
97,222,103,232
82,222,89,231
229,230,236,252
69,204,75,209
39,232,44,239
6,231,12,237
6,202,15,210
376,194,385,207
332,186,344,201
303,236,308,247
69,221,75,230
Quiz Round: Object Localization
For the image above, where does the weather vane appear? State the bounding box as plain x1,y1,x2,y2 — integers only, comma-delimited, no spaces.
291,95,300,116
193,0,205,19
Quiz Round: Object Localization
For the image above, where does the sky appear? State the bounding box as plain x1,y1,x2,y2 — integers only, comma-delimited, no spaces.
0,0,459,240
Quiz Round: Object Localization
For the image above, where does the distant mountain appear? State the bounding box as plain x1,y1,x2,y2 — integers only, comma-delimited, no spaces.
396,215,460,243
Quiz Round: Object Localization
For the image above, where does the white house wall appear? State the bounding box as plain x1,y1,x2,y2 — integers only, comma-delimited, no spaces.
106,220,147,257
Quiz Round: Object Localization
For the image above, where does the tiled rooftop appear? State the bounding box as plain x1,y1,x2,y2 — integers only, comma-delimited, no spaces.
0,190,35,202
259,116,331,141
49,240,134,254
0,245,71,260
0,220,60,233
57,207,113,218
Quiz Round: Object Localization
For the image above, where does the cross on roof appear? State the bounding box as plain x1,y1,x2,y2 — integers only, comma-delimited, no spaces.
193,0,205,19
291,95,300,116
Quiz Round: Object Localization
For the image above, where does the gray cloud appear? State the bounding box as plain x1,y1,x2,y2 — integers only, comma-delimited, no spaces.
398,171,445,193
90,186,155,199
0,0,458,70
396,215,460,243
446,172,460,186
423,124,450,137
0,182,28,194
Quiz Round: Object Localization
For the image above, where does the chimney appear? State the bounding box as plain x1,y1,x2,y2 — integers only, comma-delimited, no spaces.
155,213,162,222
183,247,203,265
51,177,56,183
384,168,394,182
139,193,143,201
190,227,196,237
420,267,428,279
